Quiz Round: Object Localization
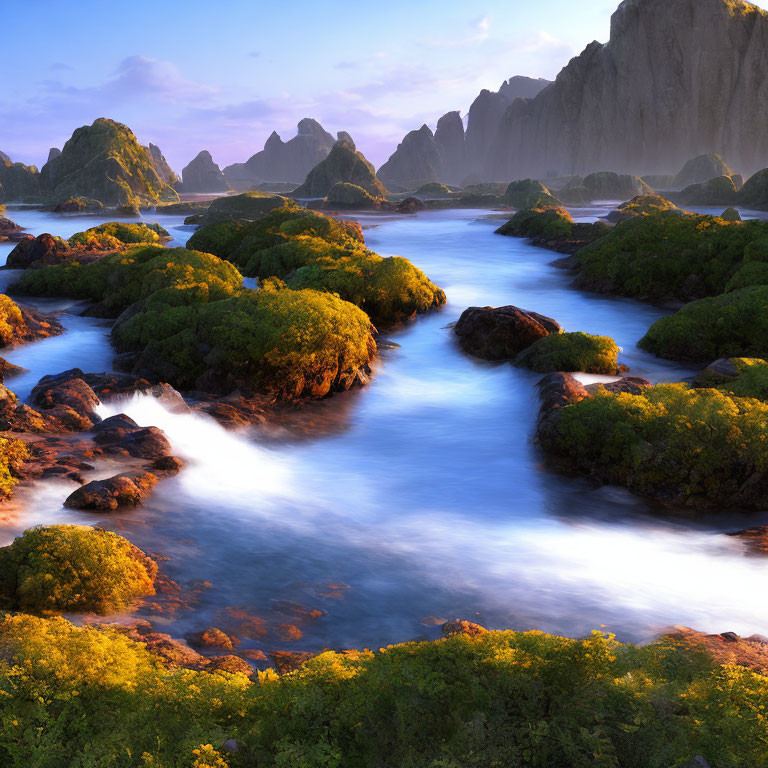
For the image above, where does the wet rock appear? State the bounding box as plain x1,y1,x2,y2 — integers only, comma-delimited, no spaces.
64,470,158,511
91,415,172,459
0,216,26,242
239,648,268,662
269,650,316,674
0,302,63,347
221,739,239,754
150,455,184,475
454,305,562,360
728,526,768,554
205,655,253,676
31,371,100,421
187,627,239,652
191,392,271,428
442,620,487,638
276,624,303,642
537,373,592,413
52,196,103,213
584,376,651,396
394,196,425,214
0,357,28,381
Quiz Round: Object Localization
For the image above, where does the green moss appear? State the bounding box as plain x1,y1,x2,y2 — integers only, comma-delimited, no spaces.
613,194,679,218
112,288,377,398
197,191,291,225
640,286,768,361
12,245,243,317
503,179,561,210
545,383,768,505
326,182,380,208
496,206,574,239
0,525,157,614
68,222,170,248
515,332,621,373
678,175,738,206
701,358,768,400
576,212,768,301
415,182,453,198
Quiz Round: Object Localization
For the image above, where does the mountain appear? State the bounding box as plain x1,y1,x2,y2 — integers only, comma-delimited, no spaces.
0,157,40,202
293,140,387,198
180,151,230,193
486,0,768,180
223,119,339,189
378,76,551,189
39,118,179,206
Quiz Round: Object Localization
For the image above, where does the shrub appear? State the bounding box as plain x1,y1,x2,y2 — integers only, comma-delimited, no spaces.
576,212,768,301
0,525,157,614
640,286,768,361
13,245,243,317
68,222,169,248
515,331,621,373
542,383,768,506
113,288,377,398
0,436,28,499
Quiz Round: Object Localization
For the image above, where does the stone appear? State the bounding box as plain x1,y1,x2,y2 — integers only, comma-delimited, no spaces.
187,627,239,651
64,470,159,511
442,620,487,637
454,305,562,360
145,143,179,186
377,125,444,191
673,154,733,188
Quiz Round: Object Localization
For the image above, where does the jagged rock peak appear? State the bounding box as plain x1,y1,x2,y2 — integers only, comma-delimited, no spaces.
181,150,230,193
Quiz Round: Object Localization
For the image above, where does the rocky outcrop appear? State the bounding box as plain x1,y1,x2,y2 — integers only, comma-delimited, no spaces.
194,191,290,225
146,143,180,186
0,158,40,202
433,112,466,185
64,470,159,511
180,150,229,193
0,298,63,348
477,0,768,180
377,125,443,191
47,148,61,164
39,118,179,207
676,175,739,206
454,305,562,360
6,233,69,268
0,217,26,242
223,119,338,189
673,154,734,188
735,169,768,210
559,172,652,204
325,182,380,209
293,141,387,198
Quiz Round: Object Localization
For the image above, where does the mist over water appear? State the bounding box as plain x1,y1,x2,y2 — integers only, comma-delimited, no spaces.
2,205,768,652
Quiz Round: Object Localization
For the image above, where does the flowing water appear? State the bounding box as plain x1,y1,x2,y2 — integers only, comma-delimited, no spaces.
1,203,768,656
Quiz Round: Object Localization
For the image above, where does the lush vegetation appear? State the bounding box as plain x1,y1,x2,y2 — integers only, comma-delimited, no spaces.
196,192,290,225
576,212,768,302
0,525,157,614
639,286,768,361
612,194,680,218
68,222,170,249
0,436,28,499
325,182,380,208
12,245,243,317
516,331,621,373
542,383,768,506
187,206,445,325
696,357,768,400
0,618,766,767
496,206,575,239
112,287,376,398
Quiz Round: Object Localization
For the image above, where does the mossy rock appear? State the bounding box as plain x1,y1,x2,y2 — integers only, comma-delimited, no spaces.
68,222,170,249
673,153,734,188
581,172,653,200
52,197,104,213
112,288,377,399
639,285,768,361
608,194,680,223
40,118,179,207
197,191,291,226
737,168,768,210
325,182,380,209
0,160,41,203
414,182,453,198
677,175,739,207
0,525,157,614
503,179,561,210
541,382,768,507
515,331,621,374
293,142,387,198
575,211,768,302
496,206,574,239
12,245,243,318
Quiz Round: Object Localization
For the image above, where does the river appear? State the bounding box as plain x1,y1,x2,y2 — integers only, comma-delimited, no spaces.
1,203,767,657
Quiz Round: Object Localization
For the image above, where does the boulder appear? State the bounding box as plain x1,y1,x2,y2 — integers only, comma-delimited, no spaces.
64,470,159,511
196,191,290,225
454,305,562,360
52,197,104,213
325,182,380,209
0,297,63,347
676,175,739,206
503,179,561,209
179,150,229,193
673,154,734,188
442,620,487,638
6,233,69,268
0,217,26,242
90,416,172,460
187,627,239,651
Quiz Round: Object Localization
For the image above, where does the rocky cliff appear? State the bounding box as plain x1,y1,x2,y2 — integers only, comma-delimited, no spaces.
488,0,768,180
180,150,229,193
378,76,551,189
146,143,180,186
223,119,339,189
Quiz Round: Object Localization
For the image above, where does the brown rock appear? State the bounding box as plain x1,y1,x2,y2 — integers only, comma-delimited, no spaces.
454,305,561,360
187,627,239,651
276,624,303,642
205,654,253,676
63,470,158,511
6,233,69,268
269,651,315,675
91,415,172,459
666,626,768,675
442,620,488,638
584,376,651,396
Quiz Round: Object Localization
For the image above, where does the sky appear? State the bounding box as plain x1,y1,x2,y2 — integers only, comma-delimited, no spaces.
0,0,711,173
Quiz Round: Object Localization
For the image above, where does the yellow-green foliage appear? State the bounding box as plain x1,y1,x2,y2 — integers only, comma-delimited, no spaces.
615,194,679,217
640,285,768,361
112,288,377,398
577,212,768,301
12,245,243,317
188,206,445,325
544,384,768,506
1,618,768,766
0,525,157,614
709,358,768,400
68,222,170,249
0,614,250,767
0,436,27,499
0,295,29,346
496,206,575,239
516,331,620,373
